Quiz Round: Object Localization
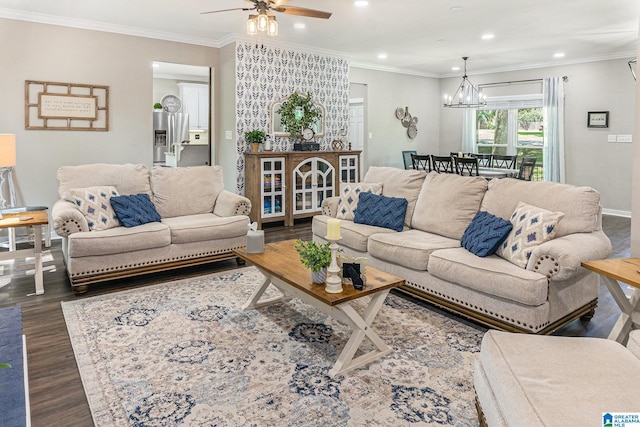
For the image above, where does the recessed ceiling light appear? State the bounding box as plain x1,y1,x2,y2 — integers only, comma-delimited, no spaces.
354,1,369,6
452,66,460,71
378,53,388,60
481,34,494,40
152,63,159,68
450,6,463,11
554,52,565,58
294,23,306,29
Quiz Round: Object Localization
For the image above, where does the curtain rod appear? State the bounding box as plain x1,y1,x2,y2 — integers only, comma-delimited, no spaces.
479,76,568,88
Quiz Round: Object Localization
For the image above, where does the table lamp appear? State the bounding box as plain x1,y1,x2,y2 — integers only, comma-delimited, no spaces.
0,134,17,210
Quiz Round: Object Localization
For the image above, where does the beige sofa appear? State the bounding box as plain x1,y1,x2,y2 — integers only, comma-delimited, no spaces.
52,163,251,293
474,329,640,426
313,167,612,334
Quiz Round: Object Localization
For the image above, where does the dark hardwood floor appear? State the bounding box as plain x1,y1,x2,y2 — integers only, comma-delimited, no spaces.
0,215,631,427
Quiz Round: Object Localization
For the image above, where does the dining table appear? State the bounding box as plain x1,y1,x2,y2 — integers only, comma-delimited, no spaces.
478,167,519,179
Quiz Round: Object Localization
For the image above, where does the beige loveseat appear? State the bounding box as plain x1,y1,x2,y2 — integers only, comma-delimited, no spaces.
52,163,251,294
313,167,612,334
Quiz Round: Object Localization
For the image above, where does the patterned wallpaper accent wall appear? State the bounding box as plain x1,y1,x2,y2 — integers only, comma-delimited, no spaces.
235,42,350,193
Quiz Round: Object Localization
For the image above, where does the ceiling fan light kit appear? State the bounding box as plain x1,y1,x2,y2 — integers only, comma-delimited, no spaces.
443,57,487,109
202,0,331,38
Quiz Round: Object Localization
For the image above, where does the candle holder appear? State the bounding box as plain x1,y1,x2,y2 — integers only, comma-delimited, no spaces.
324,236,343,293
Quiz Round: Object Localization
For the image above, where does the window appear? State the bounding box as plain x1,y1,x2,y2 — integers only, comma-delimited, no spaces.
475,95,543,180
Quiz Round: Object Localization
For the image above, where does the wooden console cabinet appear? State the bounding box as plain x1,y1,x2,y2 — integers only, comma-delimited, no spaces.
244,151,360,227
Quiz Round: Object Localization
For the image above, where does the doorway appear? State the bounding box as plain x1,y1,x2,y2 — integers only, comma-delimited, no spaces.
349,83,367,179
152,61,211,167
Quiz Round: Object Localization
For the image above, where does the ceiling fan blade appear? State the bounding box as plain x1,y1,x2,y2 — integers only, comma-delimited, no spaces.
275,6,332,19
201,7,252,15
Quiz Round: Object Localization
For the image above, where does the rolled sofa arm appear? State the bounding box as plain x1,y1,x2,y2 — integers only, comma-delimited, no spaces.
213,190,252,217
527,230,612,281
52,199,89,237
321,196,340,217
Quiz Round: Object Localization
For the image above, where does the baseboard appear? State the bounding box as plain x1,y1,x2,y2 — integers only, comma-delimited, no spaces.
602,208,631,218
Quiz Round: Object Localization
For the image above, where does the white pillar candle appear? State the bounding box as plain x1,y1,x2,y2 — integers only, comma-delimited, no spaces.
326,218,341,239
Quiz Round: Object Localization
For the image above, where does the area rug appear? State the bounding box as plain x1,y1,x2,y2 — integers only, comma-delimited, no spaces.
0,306,27,427
62,267,484,427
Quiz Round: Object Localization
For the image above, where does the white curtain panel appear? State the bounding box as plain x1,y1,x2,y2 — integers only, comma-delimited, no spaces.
461,108,476,153
543,77,565,182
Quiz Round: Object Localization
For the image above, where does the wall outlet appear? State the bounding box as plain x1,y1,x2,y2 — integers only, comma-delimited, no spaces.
617,134,633,143
607,135,617,143
368,132,373,139
225,131,232,140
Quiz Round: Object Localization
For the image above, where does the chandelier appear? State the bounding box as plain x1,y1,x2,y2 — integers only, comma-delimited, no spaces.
247,7,278,36
443,57,486,108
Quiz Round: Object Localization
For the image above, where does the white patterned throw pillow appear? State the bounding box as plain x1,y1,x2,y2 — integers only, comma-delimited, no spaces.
336,183,383,220
496,201,565,268
66,186,121,231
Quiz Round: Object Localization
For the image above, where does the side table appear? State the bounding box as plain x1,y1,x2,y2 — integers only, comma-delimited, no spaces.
0,209,49,295
581,258,640,343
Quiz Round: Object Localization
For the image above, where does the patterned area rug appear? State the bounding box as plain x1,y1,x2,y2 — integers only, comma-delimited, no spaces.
62,267,484,426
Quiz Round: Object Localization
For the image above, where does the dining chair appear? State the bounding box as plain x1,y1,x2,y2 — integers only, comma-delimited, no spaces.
431,155,454,173
492,154,517,169
454,156,479,176
411,154,431,172
469,153,493,167
516,157,537,181
402,150,417,169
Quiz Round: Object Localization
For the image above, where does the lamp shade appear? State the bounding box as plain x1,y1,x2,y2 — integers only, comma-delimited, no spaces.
0,134,16,168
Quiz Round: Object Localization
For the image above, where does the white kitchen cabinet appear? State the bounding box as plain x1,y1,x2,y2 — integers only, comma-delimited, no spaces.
177,83,209,130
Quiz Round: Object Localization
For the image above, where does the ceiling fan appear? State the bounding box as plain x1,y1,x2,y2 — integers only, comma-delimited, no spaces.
201,0,332,20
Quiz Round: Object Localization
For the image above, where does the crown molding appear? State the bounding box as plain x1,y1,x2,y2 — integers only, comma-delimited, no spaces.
2,8,636,79
0,7,220,47
440,51,639,78
350,61,439,78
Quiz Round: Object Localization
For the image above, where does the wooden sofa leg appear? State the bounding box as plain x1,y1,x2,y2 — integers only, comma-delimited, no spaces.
236,257,246,266
73,284,89,295
580,308,596,322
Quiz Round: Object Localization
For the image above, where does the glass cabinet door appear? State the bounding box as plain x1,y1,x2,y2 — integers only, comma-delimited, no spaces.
261,157,285,219
340,155,359,183
293,157,334,215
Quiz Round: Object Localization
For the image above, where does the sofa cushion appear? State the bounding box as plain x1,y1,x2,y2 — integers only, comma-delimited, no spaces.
162,213,249,244
362,166,427,227
461,211,512,257
480,178,601,237
110,194,162,227
151,165,224,218
57,163,151,198
412,172,488,240
496,202,565,268
428,248,548,306
65,186,121,231
477,330,640,426
313,215,395,252
336,183,382,220
353,192,407,232
368,229,460,271
67,222,171,257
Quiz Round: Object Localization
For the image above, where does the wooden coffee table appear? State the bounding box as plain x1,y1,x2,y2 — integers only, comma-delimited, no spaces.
234,239,405,376
582,258,640,343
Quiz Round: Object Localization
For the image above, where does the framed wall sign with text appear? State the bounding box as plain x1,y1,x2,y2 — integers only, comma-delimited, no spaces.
587,111,609,128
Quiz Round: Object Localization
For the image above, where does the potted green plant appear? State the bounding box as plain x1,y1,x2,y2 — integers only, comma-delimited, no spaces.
294,239,332,284
276,92,322,141
153,102,163,111
245,129,266,153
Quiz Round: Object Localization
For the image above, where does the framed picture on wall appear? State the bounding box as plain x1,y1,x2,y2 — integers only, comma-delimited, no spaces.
587,111,609,128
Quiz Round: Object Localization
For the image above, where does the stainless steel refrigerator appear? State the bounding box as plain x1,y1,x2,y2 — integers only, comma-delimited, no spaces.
153,111,189,165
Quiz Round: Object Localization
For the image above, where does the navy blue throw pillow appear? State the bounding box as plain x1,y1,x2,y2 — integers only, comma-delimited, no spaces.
461,211,512,257
353,192,407,232
110,194,161,228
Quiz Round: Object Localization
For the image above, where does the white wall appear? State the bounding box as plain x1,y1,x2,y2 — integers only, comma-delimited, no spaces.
0,18,219,212
440,59,636,214
349,68,441,171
